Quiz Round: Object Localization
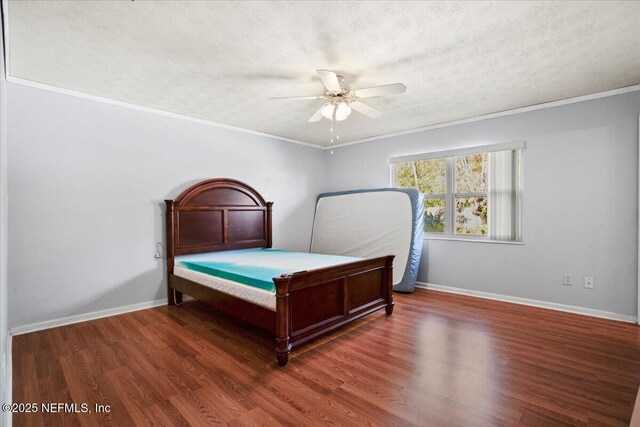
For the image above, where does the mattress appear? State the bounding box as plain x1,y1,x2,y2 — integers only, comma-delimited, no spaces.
174,266,278,310
311,188,424,293
174,248,362,309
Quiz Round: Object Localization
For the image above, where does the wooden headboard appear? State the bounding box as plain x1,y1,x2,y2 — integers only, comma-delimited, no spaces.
165,179,273,259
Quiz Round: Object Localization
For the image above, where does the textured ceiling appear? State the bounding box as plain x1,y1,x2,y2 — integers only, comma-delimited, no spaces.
5,1,640,147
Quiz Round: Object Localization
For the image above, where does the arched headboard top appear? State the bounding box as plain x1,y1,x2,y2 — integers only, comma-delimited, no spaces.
174,178,268,208
165,178,273,257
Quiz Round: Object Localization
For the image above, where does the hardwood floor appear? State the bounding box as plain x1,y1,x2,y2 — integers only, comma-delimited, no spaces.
12,289,640,426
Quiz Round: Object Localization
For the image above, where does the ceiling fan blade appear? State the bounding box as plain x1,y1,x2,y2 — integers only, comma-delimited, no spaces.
353,83,406,98
316,69,342,93
307,105,325,122
269,95,324,100
350,101,383,118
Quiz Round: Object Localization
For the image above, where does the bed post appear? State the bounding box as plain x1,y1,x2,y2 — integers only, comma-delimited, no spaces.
165,199,182,305
274,275,291,366
266,202,273,248
385,255,395,315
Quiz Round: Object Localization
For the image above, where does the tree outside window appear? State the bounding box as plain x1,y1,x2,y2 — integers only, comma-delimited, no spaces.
394,147,522,242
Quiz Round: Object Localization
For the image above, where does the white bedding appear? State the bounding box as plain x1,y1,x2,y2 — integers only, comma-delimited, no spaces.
174,266,276,310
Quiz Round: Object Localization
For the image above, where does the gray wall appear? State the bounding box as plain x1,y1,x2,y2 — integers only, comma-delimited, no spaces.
6,82,639,330
7,83,326,328
0,20,9,419
326,92,640,317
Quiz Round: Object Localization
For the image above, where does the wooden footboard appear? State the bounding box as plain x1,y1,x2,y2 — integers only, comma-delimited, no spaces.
273,255,394,366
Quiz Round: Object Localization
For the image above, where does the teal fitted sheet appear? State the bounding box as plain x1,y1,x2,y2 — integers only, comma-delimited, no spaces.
175,248,362,292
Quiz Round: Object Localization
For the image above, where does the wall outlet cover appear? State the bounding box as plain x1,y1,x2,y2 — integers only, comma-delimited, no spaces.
584,277,594,289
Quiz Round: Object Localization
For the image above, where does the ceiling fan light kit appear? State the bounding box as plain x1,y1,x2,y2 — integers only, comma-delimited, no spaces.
335,102,352,121
269,69,406,144
321,101,352,121
320,103,336,120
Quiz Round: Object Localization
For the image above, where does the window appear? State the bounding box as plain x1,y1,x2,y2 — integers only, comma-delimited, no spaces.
392,142,524,242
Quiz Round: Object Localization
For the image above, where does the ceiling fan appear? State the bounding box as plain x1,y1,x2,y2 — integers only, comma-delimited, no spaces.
269,70,407,123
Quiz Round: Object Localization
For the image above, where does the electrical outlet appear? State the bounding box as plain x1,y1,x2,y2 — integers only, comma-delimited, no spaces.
154,241,163,259
563,273,572,285
584,277,594,289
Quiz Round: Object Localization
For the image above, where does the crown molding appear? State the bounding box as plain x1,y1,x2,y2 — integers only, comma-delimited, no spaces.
5,75,323,150
326,84,640,150
8,76,637,152
4,76,639,154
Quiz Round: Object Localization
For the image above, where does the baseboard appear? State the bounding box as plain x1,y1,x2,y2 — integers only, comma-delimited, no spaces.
3,333,12,427
10,298,170,336
416,282,638,324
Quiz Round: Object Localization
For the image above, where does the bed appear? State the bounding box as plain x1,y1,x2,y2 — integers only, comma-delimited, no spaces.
165,178,394,366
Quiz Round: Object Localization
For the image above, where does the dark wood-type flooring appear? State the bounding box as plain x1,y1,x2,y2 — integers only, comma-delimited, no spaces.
13,289,640,426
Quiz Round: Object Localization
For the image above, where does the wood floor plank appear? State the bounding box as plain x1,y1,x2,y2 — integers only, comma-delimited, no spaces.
12,289,640,426
226,407,283,427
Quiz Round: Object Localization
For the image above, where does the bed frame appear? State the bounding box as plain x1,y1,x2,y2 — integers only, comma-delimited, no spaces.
165,178,394,366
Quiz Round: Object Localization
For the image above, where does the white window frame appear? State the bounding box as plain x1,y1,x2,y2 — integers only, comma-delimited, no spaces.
390,141,525,244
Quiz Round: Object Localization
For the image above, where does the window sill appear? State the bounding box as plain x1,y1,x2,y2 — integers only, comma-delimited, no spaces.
424,236,524,245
